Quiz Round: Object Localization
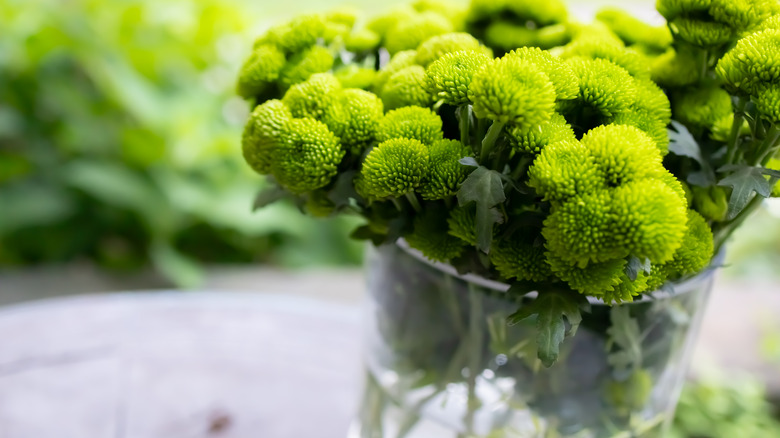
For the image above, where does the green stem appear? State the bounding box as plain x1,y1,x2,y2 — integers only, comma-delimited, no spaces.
480,120,506,164
510,155,534,182
714,194,765,254
464,283,484,435
755,124,780,165
458,105,472,148
405,192,422,213
390,197,404,212
699,49,709,80
726,98,748,164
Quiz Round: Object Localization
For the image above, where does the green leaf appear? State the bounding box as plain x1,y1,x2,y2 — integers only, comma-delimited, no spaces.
668,121,716,186
457,166,506,253
253,184,287,210
606,306,642,373
507,290,590,367
350,224,386,246
717,165,774,220
625,256,652,281
459,157,479,167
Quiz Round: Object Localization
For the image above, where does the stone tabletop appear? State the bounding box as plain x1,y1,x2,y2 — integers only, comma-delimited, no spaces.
0,293,363,438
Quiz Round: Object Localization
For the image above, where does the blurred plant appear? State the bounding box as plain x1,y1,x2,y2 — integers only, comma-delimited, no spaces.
670,375,780,438
0,0,362,287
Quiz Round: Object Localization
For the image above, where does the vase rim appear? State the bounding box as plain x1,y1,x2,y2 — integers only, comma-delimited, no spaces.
395,239,723,305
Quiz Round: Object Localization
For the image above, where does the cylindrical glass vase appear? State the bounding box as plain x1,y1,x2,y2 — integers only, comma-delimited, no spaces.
351,243,717,438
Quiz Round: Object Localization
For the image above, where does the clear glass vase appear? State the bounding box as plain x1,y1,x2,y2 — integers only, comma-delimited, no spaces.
350,242,717,438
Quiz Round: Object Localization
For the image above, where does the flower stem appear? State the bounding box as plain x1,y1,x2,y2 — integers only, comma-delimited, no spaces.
464,283,484,435
390,197,404,212
726,97,748,164
480,120,506,164
457,105,472,148
714,194,765,254
405,192,422,213
755,123,780,165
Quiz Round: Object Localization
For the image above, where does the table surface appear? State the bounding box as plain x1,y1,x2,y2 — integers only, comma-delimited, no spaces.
0,293,363,438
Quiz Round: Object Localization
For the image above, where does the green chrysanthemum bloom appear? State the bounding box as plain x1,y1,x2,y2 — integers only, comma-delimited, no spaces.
692,185,729,221
322,89,384,152
282,73,342,119
673,84,733,130
258,14,326,55
367,6,417,39
271,118,344,193
425,50,492,105
448,205,478,245
536,24,572,48
710,113,751,142
483,21,539,51
506,0,568,26
651,46,701,88
610,110,670,154
634,79,673,124
528,140,605,201
359,138,430,198
374,50,419,96
278,46,335,91
665,210,714,278
508,112,576,155
384,11,454,55
755,85,780,124
242,100,292,174
669,17,735,47
334,66,377,90
507,47,580,101
346,29,381,53
380,65,434,110
566,57,637,119
605,370,653,412
644,264,671,292
469,56,557,129
708,0,779,33
491,238,551,282
377,106,444,145
415,32,486,67
580,124,664,186
716,28,780,95
595,8,673,52
548,252,625,296
768,158,780,197
611,179,688,263
405,211,466,262
322,22,352,44
657,169,689,206
543,189,625,266
236,44,286,99
559,39,650,79
419,139,474,200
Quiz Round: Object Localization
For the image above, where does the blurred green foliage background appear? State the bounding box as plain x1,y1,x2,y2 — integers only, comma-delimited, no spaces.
0,0,778,434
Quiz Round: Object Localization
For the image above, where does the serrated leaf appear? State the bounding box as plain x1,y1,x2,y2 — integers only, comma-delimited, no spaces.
717,165,773,220
457,166,506,253
459,156,479,167
668,121,716,186
350,225,386,246
253,184,287,210
625,256,652,281
506,290,589,367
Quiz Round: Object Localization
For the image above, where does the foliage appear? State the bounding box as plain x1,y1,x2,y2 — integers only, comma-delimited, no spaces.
0,0,363,286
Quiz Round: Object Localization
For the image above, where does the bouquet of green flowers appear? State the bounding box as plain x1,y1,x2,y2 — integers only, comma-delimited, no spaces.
237,0,780,365
236,0,780,435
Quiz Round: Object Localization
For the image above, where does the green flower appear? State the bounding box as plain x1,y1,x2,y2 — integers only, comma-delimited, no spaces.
271,118,345,193
424,50,492,105
611,179,688,263
258,14,326,54
469,55,557,129
692,185,729,221
448,205,478,245
768,158,780,197
321,89,384,153
664,210,714,279
236,44,286,99
595,7,673,51
580,124,664,187
755,85,780,124
334,66,377,90
242,100,292,174
547,252,625,296
374,50,419,96
651,46,702,88
508,112,576,155
278,46,335,91
415,32,487,67
345,28,381,53
359,138,430,198
565,58,637,119
384,11,454,55
377,106,444,145
419,139,474,200
282,73,342,119
528,139,605,201
507,47,580,100
717,28,780,95
491,238,551,282
673,84,734,129
380,65,434,110
559,39,650,79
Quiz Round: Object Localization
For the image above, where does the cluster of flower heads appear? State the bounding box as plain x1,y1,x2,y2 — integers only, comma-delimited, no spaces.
237,0,780,303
